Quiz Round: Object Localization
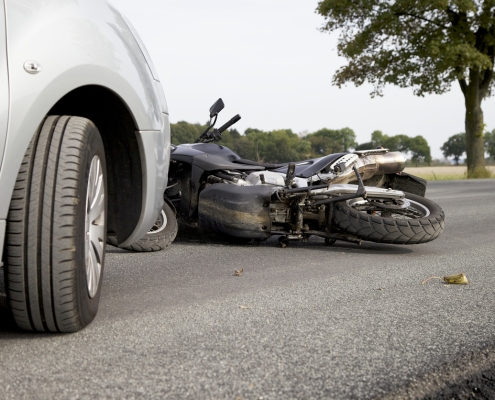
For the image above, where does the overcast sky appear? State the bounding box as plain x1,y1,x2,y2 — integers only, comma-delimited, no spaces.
115,0,495,160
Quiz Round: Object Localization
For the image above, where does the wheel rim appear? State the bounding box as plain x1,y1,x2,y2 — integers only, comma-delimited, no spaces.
85,155,105,298
347,197,430,219
148,209,168,235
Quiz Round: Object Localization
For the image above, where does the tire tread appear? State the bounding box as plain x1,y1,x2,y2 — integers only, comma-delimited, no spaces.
333,192,445,245
5,116,106,332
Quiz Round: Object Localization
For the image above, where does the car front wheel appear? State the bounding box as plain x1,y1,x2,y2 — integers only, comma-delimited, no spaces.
5,116,107,333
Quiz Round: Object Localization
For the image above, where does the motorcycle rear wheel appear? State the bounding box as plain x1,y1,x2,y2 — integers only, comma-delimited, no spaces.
333,192,445,244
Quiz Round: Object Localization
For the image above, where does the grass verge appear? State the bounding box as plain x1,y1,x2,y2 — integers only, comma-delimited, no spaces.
404,166,495,181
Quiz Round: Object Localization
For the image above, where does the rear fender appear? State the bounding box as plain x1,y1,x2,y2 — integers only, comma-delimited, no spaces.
388,173,427,197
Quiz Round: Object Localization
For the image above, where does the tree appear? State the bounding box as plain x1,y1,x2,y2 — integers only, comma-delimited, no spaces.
305,127,357,155
356,130,409,152
441,133,466,165
170,121,206,145
408,135,432,166
317,1,495,177
486,129,495,159
356,131,432,165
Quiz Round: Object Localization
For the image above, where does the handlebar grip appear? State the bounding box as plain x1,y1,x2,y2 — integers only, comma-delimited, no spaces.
217,114,241,133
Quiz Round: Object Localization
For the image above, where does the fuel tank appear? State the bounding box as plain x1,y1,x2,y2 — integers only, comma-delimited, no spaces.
171,143,240,162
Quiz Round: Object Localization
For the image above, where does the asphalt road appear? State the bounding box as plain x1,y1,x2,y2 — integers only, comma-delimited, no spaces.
1,179,495,399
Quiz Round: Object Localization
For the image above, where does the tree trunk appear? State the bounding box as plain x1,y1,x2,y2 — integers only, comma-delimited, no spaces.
464,81,488,178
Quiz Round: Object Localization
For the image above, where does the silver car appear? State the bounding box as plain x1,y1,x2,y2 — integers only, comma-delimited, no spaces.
0,0,173,332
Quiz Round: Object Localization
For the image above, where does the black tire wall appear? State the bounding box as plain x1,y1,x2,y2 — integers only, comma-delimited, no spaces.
333,192,445,244
5,116,107,332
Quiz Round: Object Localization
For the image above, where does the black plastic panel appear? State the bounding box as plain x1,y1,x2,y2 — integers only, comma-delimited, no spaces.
193,154,264,171
198,184,274,238
389,172,427,197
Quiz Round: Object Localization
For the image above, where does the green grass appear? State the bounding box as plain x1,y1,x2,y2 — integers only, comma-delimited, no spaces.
404,166,495,181
412,173,468,181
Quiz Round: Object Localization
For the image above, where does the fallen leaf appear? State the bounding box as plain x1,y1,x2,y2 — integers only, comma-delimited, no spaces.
422,273,469,285
235,268,243,276
443,273,469,285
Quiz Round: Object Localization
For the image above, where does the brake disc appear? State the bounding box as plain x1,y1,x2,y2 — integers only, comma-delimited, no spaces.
367,198,411,210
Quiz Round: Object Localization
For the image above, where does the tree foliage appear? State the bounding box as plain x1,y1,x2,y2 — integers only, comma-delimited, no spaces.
170,121,207,145
170,122,356,162
170,121,431,165
306,128,357,155
316,0,495,176
441,133,466,164
356,130,432,165
485,129,495,158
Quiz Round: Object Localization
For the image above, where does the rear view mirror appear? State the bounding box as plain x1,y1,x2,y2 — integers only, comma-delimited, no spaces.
209,98,225,118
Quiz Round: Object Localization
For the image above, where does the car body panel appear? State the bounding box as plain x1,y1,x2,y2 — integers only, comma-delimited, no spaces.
0,219,5,266
0,0,7,265
121,116,171,246
0,0,8,176
0,0,169,245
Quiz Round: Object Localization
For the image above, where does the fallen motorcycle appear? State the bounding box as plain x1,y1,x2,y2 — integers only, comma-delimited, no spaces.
164,98,445,247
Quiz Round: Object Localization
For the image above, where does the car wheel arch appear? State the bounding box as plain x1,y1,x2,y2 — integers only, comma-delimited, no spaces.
48,84,144,243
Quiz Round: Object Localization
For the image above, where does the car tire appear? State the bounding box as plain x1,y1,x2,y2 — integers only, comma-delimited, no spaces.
5,116,107,333
106,201,178,252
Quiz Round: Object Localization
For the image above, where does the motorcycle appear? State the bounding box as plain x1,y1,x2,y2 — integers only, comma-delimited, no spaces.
163,98,445,247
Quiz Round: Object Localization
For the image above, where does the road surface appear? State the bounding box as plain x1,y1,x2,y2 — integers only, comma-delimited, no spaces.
1,179,494,399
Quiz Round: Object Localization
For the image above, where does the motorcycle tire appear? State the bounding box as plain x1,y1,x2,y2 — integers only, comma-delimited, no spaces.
333,192,445,245
107,202,177,252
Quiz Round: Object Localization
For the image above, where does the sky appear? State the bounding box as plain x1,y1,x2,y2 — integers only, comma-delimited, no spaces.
115,0,495,160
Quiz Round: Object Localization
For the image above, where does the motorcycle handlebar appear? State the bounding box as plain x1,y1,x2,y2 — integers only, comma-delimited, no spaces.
217,114,241,133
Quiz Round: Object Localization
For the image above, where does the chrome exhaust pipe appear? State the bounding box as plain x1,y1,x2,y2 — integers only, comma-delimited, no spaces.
374,152,407,174
332,151,406,184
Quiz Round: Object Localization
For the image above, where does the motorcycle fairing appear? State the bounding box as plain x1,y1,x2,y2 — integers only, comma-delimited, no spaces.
198,184,274,239
172,143,241,161
193,154,264,172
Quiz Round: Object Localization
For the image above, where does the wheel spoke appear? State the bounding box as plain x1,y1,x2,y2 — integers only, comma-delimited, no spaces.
86,249,94,295
87,242,100,297
85,155,105,298
349,198,429,220
89,187,105,222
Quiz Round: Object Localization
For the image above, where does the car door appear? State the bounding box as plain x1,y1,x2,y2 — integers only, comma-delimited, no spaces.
0,0,8,169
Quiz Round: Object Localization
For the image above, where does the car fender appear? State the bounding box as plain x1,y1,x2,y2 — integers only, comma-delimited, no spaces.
0,0,168,223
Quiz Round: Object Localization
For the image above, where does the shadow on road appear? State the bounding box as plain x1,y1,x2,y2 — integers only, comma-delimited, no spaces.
173,230,415,255
0,269,23,334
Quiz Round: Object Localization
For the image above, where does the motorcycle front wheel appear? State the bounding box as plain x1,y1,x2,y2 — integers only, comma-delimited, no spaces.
107,202,178,251
333,192,445,244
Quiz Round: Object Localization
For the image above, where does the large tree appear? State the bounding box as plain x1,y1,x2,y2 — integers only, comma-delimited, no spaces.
317,0,495,177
